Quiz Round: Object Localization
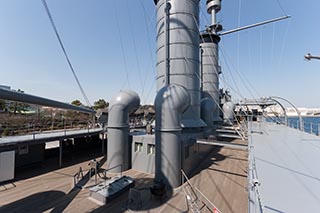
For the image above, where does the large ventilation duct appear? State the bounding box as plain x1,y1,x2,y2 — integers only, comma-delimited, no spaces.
155,84,190,188
0,88,95,114
155,0,205,128
107,90,140,172
200,33,221,123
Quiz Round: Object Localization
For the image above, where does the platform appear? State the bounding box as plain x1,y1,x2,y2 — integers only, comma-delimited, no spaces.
0,128,103,147
249,122,320,212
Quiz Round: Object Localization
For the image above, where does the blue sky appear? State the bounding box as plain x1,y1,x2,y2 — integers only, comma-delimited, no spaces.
0,0,319,107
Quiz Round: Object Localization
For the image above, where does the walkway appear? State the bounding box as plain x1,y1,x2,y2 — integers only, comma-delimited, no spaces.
249,122,320,212
0,128,103,147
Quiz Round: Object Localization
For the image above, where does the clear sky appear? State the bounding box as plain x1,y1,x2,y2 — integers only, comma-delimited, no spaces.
0,0,319,107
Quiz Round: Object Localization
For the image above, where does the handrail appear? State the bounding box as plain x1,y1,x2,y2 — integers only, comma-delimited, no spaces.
265,117,320,136
0,120,98,137
248,134,265,213
73,167,84,187
105,164,123,176
269,96,303,130
181,169,222,213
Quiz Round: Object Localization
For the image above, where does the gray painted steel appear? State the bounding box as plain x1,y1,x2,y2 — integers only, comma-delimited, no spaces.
248,122,320,212
131,134,155,174
200,98,215,130
155,0,205,128
107,90,140,173
206,0,222,14
154,84,190,188
0,88,95,114
0,151,15,182
90,176,135,204
197,139,247,150
219,15,290,36
200,33,221,123
206,0,222,26
223,101,235,124
0,128,102,147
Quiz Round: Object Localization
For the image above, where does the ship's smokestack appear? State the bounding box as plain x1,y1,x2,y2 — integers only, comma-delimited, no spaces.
107,90,140,172
200,33,221,124
200,0,223,126
155,0,204,128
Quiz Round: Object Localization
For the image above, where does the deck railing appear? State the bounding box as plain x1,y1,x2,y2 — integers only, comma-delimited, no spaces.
248,132,265,213
247,115,320,136
181,169,221,213
0,120,97,138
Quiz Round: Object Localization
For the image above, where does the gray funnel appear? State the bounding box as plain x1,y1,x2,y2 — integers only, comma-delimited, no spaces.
155,0,205,128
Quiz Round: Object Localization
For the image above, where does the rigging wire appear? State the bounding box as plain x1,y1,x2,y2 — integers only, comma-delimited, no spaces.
125,0,144,99
237,0,242,72
278,18,291,72
219,50,246,99
41,0,91,107
222,42,261,98
192,13,248,132
198,9,246,101
199,8,281,119
139,0,157,103
114,1,131,90
202,0,291,120
271,23,276,69
220,37,288,118
220,44,260,101
276,0,288,16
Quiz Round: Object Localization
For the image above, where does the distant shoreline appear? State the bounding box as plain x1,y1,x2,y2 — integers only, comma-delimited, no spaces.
267,115,320,117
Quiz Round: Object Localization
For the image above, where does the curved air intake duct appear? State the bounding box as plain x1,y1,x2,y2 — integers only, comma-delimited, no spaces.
155,84,190,188
107,90,140,172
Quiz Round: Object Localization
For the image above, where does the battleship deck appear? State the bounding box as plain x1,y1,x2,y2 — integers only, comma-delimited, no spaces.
0,140,248,213
249,122,320,212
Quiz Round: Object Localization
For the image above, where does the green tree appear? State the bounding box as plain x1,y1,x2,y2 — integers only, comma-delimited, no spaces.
93,99,109,110
0,99,5,111
71,99,82,106
8,89,30,114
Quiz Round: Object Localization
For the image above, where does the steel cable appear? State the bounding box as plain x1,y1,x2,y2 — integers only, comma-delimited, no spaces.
41,0,91,107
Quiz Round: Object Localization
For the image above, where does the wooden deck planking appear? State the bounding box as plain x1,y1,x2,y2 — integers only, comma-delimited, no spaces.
0,140,248,213
190,145,248,213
